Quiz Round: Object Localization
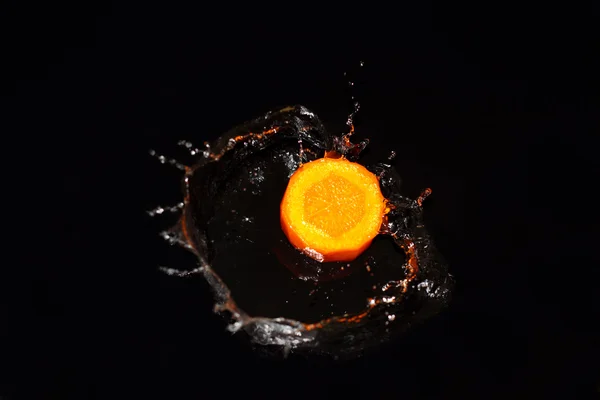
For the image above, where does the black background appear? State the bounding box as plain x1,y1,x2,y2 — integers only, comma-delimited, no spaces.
3,2,600,399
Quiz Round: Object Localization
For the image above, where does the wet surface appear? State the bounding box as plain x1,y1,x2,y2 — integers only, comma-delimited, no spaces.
8,4,599,397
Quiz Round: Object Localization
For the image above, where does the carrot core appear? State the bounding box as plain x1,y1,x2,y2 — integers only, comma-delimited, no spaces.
280,157,386,262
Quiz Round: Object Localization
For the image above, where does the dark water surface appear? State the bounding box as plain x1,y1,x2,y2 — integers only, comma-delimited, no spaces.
4,2,599,399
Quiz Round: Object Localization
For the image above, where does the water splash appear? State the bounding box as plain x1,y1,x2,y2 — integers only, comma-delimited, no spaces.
149,105,453,358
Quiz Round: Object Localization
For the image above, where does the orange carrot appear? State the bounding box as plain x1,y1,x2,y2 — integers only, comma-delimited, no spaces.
280,156,386,262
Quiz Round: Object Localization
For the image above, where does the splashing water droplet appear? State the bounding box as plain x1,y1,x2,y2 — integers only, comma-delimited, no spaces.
152,105,453,357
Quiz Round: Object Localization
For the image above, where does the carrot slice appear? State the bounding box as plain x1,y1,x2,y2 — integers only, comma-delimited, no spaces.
280,157,386,262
